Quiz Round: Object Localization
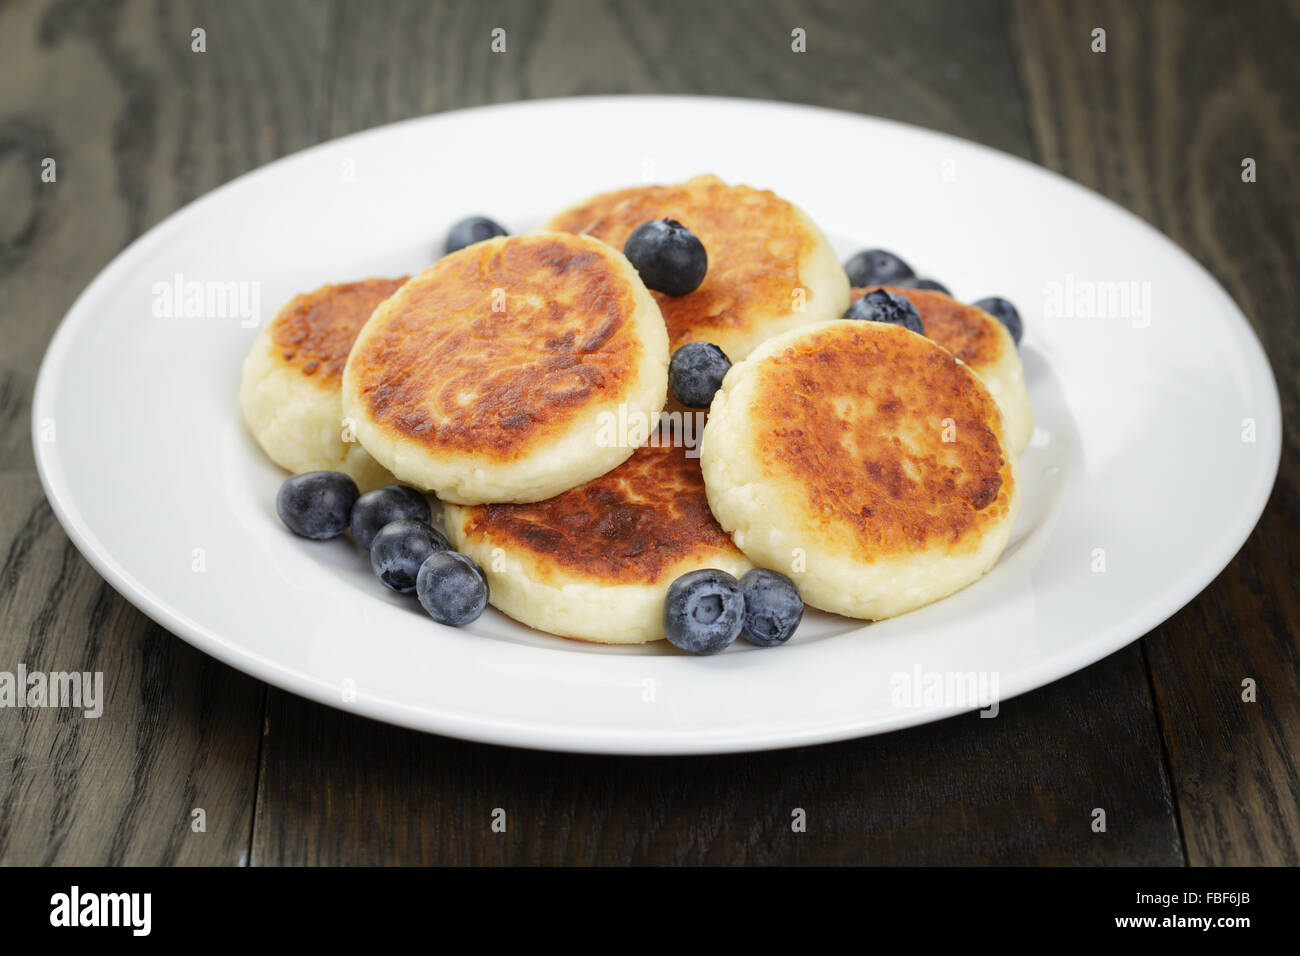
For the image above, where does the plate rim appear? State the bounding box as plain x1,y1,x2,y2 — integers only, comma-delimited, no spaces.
30,94,1284,754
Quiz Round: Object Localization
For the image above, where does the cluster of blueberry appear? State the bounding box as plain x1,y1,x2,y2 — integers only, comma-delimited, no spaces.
843,247,1025,346
664,567,804,655
275,472,488,627
276,465,806,654
619,218,733,411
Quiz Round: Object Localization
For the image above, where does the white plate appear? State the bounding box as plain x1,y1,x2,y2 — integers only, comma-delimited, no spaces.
32,96,1281,754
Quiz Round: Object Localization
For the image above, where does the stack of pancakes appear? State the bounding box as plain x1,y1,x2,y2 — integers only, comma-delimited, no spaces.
241,175,1032,642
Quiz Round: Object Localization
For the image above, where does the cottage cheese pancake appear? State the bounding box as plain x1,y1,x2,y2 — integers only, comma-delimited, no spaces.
444,439,752,643
543,174,849,360
852,285,1033,454
342,233,669,504
240,277,407,491
701,320,1018,620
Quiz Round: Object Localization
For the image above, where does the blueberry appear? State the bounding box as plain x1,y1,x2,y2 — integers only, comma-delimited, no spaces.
844,288,926,335
416,551,489,627
623,219,708,296
669,342,731,408
370,519,449,593
897,276,951,295
973,296,1023,346
844,249,914,287
663,569,745,655
276,471,359,540
444,216,508,255
350,485,432,552
738,569,803,647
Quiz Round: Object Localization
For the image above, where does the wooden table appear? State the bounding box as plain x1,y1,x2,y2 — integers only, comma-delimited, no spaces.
1,0,1295,866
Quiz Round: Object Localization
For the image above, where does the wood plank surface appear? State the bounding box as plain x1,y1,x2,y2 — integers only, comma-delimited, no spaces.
253,643,1179,865
0,0,334,865
1011,0,1300,867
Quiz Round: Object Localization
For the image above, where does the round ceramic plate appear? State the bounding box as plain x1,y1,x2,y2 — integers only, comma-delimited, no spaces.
32,96,1281,754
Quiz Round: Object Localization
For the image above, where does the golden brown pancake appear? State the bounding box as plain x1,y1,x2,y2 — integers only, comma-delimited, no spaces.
542,174,849,360
460,442,739,584
443,437,751,643
240,277,409,491
850,285,1034,454
341,233,670,504
754,324,1010,555
701,320,1019,620
271,278,409,384
849,285,1000,368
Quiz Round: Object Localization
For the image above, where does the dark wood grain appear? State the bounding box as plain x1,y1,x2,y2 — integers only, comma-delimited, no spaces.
324,0,1036,158
253,643,1179,866
0,0,335,864
1011,0,1300,867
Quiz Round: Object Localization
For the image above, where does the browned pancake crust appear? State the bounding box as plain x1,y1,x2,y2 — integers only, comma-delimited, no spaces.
850,285,1004,369
546,186,646,236
752,322,1012,559
348,235,645,462
270,277,408,385
552,181,807,352
459,440,740,585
